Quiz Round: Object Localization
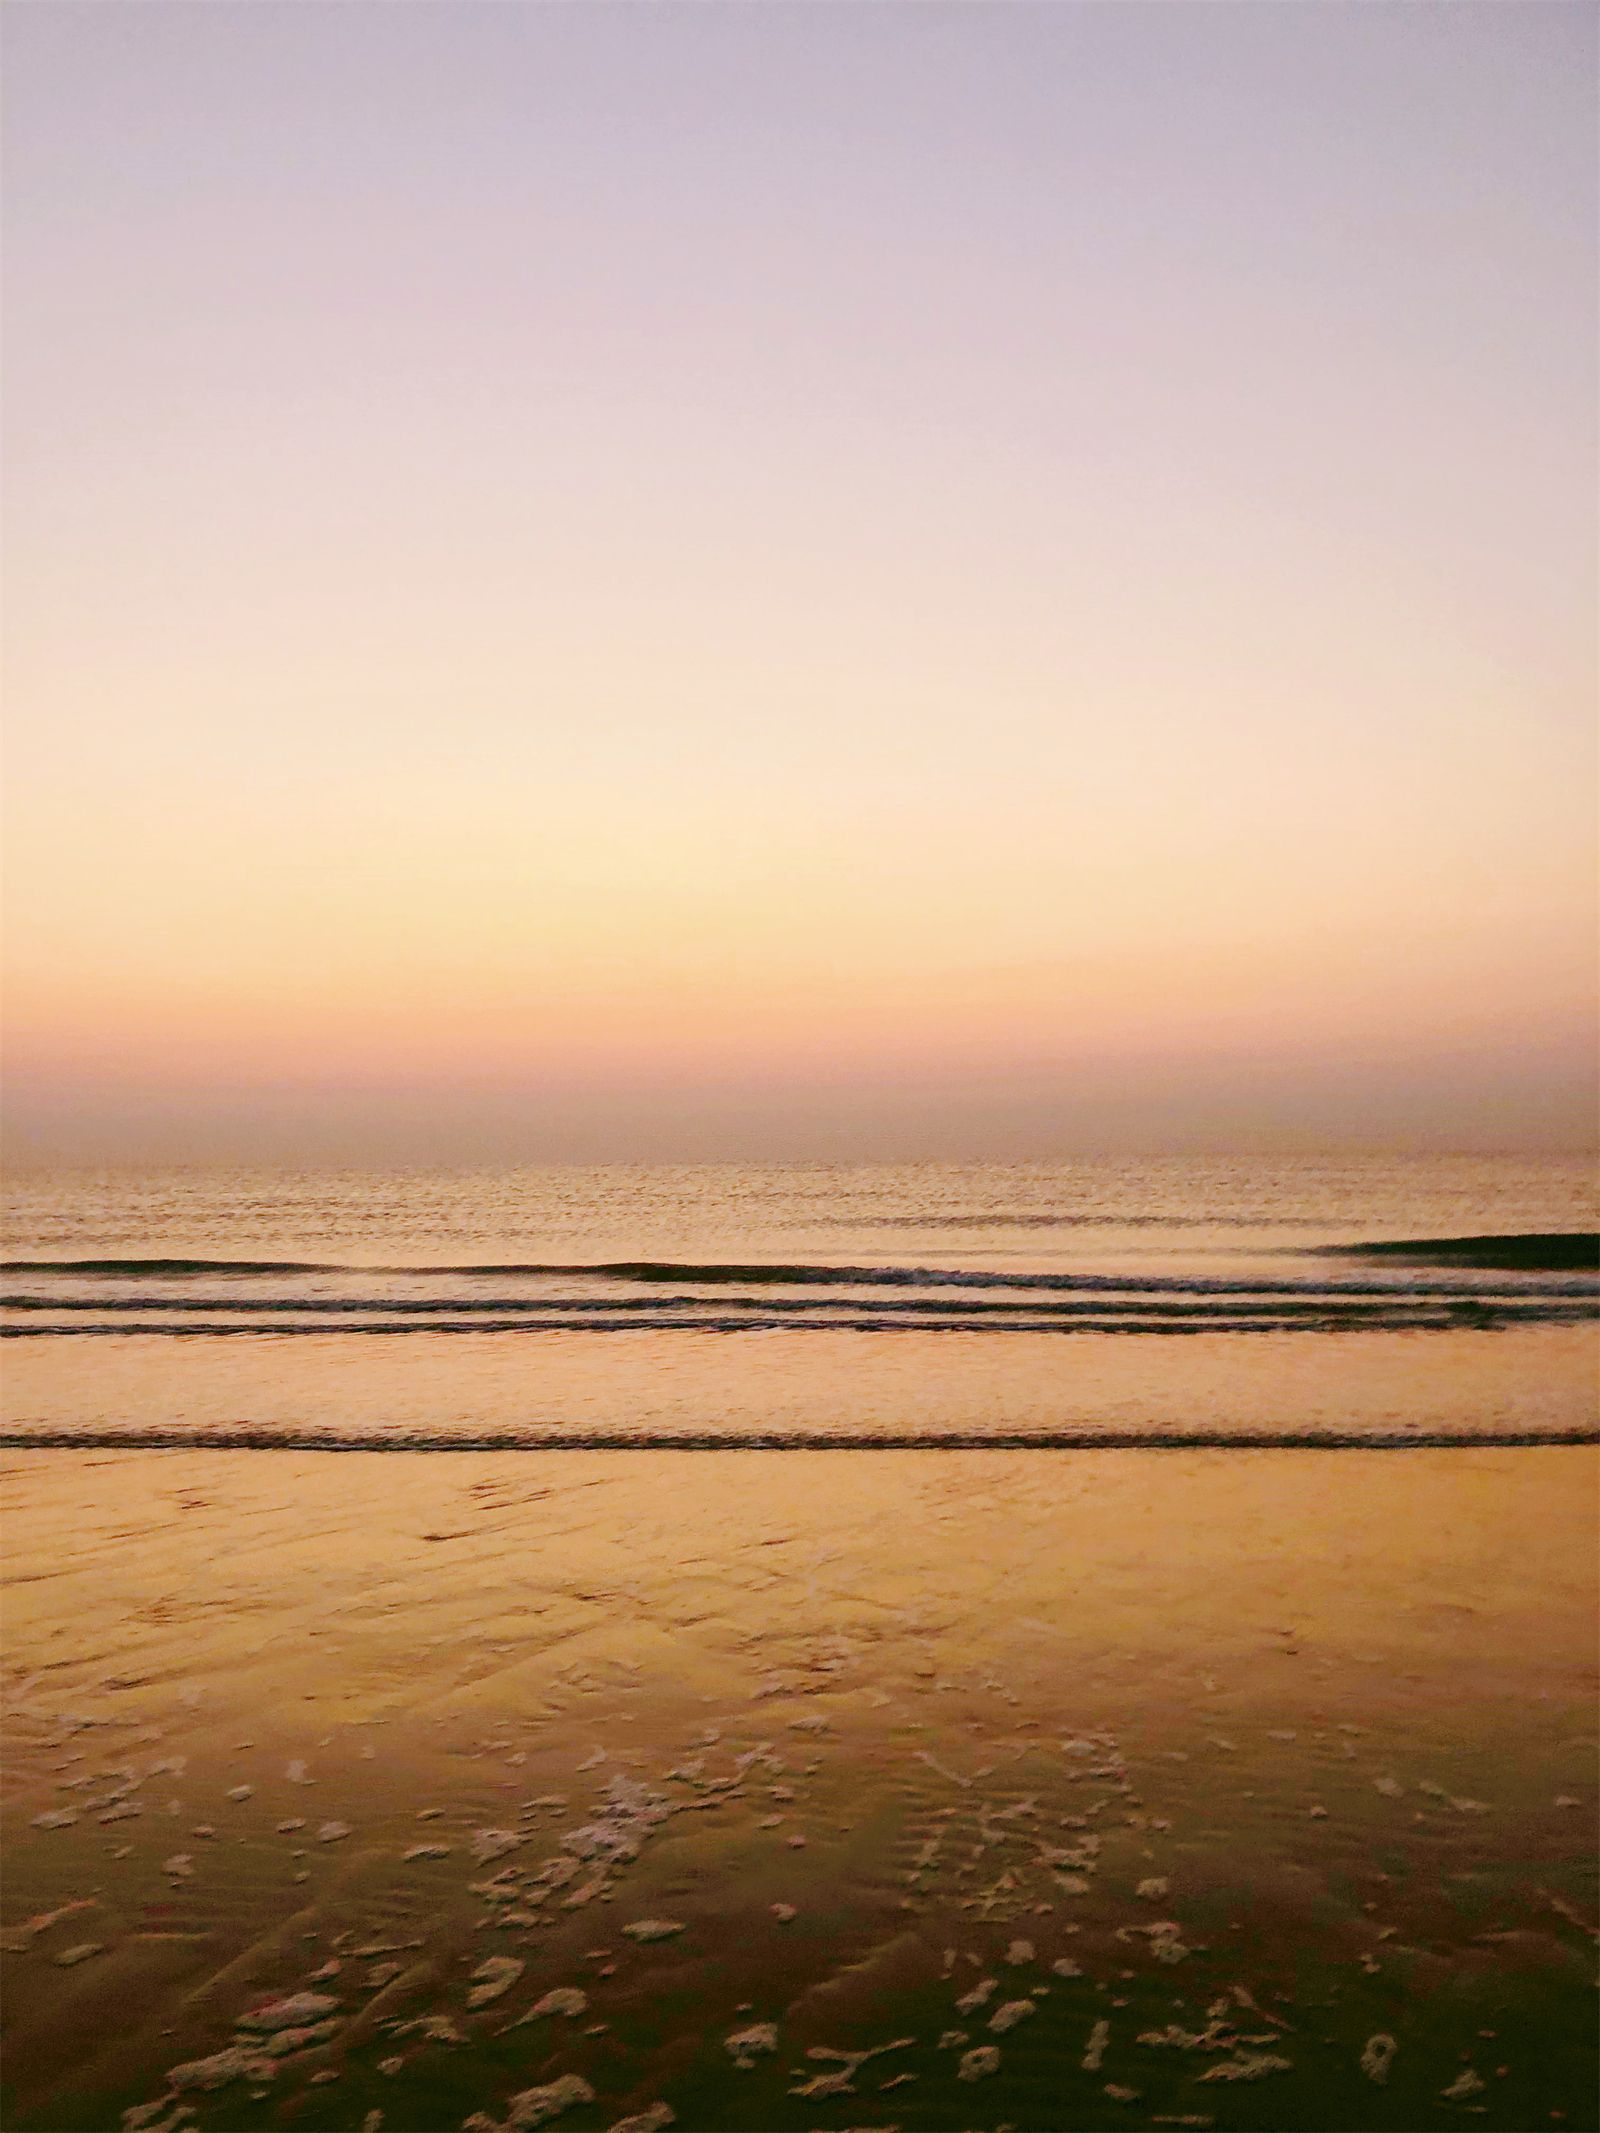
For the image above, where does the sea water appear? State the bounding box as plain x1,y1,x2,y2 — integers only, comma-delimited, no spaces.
3,1155,1594,1446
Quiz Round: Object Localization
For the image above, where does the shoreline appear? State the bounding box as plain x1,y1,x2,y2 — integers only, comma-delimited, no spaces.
5,1426,1599,1450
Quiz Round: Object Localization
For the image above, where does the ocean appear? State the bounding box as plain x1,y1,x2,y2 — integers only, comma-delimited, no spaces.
3,1155,1595,1447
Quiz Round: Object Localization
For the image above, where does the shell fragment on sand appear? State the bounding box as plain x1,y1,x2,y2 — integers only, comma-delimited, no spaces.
388,2013,465,2046
725,2022,779,2067
122,2104,196,2133
522,1987,588,2021
236,1992,340,2033
260,2019,338,2057
1442,2069,1487,2101
1137,1920,1191,1964
989,1999,1035,2034
1361,2033,1397,2084
466,2074,597,2132
470,1829,523,1866
167,2046,277,2092
1198,2052,1293,2083
788,2070,855,2099
467,1956,524,2008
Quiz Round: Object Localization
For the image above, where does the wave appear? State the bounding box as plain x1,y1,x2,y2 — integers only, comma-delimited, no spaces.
0,1258,340,1276
1329,1232,1598,1270
5,1254,1596,1295
2,1425,1594,1451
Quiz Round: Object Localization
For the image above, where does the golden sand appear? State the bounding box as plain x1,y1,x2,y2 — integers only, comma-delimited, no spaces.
4,1446,1596,2131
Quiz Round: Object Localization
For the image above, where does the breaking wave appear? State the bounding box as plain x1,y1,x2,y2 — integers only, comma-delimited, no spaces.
2,1242,1594,1341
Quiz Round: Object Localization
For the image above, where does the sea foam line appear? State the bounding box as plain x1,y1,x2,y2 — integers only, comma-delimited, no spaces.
2,1427,1595,1451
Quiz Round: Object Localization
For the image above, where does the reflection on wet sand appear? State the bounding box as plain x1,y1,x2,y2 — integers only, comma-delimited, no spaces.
3,1446,1596,2131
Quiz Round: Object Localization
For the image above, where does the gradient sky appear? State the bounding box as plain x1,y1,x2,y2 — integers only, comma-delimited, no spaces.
3,1,1595,1163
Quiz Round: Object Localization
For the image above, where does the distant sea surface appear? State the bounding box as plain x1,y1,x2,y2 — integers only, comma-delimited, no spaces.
3,1157,1595,1447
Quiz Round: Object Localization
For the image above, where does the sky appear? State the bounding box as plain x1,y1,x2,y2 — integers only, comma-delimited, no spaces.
2,1,1595,1164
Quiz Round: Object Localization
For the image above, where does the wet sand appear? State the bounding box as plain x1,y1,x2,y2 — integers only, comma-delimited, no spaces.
3,1446,1596,2132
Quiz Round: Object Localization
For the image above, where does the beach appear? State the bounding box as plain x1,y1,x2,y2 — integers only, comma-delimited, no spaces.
8,1,1596,2121
4,1159,1595,2131
4,1441,1596,2133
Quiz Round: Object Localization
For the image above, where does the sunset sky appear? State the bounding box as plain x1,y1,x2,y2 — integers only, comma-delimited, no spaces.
4,1,1595,1162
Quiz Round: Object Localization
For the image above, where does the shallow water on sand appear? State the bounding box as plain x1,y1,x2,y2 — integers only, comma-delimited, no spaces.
4,1322,1597,1451
4,1446,1596,2133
